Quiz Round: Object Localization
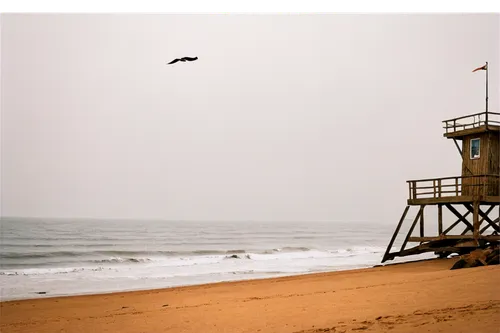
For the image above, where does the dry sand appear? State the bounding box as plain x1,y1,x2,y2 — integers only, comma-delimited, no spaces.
1,258,499,333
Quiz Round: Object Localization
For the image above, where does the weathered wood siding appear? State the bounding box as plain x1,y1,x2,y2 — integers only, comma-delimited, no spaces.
487,131,500,196
461,131,499,196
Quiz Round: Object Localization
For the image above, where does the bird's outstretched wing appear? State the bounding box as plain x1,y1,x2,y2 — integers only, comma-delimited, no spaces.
183,57,198,62
167,58,180,65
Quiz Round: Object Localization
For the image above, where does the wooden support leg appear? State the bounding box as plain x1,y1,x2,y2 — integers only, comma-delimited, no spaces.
419,205,426,244
400,206,424,253
473,201,480,241
420,205,425,238
495,204,500,235
382,206,410,263
438,204,443,235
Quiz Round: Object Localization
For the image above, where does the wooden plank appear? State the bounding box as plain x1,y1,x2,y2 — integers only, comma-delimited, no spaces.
481,217,500,233
477,206,500,233
409,236,470,241
479,235,500,241
400,206,423,252
478,205,496,227
408,196,500,206
443,211,472,235
438,204,443,235
438,184,461,189
484,196,500,203
443,125,500,138
416,185,440,190
450,137,474,176
406,174,499,183
420,205,425,237
452,138,462,155
487,133,500,196
445,204,474,231
413,184,482,190
382,206,410,263
408,235,500,242
398,243,470,258
463,203,500,234
443,220,462,234
473,201,480,240
416,190,441,196
442,111,500,123
408,196,473,206
480,223,491,234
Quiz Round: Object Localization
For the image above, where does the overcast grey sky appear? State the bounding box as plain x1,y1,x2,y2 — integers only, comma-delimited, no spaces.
1,14,499,222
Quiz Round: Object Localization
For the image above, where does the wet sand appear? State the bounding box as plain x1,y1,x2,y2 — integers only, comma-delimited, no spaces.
1,258,499,333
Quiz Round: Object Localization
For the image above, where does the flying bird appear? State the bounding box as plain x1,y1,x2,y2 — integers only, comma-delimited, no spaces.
167,56,198,65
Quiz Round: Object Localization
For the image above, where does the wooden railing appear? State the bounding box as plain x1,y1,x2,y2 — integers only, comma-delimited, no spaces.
407,175,500,200
442,111,500,134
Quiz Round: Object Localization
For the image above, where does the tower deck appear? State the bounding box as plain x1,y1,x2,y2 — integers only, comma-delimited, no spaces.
407,174,499,205
442,111,500,138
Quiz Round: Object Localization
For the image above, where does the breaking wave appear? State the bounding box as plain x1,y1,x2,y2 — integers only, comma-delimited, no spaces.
0,247,315,261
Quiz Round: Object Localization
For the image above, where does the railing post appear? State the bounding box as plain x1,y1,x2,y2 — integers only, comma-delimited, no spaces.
412,181,417,199
437,179,442,198
455,177,459,196
438,204,443,235
433,180,436,198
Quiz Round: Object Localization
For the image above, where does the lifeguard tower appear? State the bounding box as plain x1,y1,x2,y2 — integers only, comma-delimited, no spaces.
382,63,500,262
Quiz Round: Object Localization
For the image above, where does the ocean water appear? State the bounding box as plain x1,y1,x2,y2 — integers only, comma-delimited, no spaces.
0,219,433,301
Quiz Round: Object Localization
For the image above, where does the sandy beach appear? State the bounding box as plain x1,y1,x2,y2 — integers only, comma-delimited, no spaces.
1,258,499,333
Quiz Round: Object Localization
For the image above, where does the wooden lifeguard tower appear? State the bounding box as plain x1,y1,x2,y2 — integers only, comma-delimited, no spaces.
382,62,500,262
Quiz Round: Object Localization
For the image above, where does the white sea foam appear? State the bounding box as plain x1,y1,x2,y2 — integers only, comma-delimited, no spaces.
0,219,432,300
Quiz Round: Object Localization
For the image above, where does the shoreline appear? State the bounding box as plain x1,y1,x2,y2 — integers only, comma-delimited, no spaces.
3,256,499,333
1,256,437,303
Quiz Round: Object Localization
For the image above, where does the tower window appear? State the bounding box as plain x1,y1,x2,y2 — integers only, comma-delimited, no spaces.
470,138,480,159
